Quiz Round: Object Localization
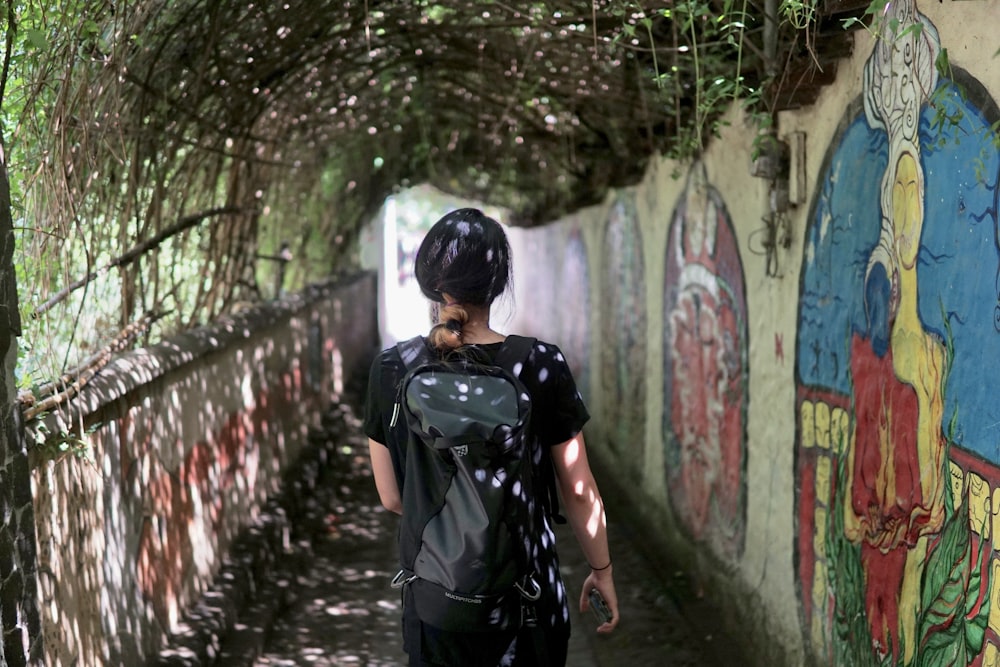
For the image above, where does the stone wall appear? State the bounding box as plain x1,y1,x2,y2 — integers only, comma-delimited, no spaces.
506,3,1000,664
24,273,377,666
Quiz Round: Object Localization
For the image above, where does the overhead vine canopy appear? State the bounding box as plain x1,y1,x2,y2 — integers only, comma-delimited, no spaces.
4,0,864,393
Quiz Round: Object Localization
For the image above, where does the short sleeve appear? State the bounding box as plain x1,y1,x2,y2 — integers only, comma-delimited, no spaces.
362,346,411,489
523,341,590,447
362,346,409,445
362,353,388,444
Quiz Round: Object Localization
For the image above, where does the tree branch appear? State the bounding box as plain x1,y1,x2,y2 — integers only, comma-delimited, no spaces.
31,206,240,318
20,309,169,421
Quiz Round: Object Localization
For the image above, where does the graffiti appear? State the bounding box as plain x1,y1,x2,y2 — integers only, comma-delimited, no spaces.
795,2,1000,664
136,366,304,630
600,193,646,460
136,410,254,629
663,162,748,560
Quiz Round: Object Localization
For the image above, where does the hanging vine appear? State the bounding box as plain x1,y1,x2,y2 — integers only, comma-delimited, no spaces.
0,0,878,427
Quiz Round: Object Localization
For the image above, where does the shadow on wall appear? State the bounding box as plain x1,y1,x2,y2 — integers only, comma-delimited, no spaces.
26,273,379,666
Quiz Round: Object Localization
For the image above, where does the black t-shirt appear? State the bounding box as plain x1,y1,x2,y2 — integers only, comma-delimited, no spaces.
362,336,590,632
364,337,590,485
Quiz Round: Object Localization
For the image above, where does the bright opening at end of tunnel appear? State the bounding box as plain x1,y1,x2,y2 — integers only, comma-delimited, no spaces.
361,186,510,347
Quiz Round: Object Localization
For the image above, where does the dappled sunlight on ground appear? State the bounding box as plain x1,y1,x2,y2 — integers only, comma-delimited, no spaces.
253,408,406,667
242,397,747,667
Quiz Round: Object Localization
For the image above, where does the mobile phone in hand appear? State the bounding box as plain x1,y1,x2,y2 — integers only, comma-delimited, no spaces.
588,588,613,624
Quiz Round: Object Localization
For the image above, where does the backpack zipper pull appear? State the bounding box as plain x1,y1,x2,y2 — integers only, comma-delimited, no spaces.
390,375,406,428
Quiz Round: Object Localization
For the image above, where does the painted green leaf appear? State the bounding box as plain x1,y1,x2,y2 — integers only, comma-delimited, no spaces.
963,535,992,656
918,494,972,655
964,559,982,618
917,639,964,667
963,617,984,653
970,567,991,631
921,611,963,651
921,493,971,611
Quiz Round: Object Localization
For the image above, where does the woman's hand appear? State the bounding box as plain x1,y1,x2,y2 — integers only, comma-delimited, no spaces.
580,565,620,633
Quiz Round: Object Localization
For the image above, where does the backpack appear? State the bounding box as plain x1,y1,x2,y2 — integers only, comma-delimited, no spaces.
389,334,543,633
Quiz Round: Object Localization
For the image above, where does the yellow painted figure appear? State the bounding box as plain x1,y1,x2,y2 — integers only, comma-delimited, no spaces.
840,4,949,662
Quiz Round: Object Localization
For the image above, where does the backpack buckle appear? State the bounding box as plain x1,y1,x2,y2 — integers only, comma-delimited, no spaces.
521,599,539,628
515,575,541,601
391,569,417,589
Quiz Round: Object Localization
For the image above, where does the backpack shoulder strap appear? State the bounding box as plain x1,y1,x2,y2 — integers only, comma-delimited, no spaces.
495,335,536,375
495,335,567,526
396,335,432,370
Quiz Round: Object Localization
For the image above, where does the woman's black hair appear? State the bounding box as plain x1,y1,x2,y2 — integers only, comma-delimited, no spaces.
414,208,512,307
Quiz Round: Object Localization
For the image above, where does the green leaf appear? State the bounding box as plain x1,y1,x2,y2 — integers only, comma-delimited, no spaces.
935,48,952,80
25,29,48,50
866,1,889,17
899,23,924,41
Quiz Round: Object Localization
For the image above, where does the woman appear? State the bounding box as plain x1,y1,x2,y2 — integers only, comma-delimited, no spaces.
363,207,619,666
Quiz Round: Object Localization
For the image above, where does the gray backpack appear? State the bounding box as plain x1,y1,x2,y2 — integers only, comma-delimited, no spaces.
389,335,542,632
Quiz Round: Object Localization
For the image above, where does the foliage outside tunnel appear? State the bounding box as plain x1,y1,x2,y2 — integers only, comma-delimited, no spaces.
0,0,867,432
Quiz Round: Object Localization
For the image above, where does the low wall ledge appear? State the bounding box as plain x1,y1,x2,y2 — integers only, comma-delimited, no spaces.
27,271,373,443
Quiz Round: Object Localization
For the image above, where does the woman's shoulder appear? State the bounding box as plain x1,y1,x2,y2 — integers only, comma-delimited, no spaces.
372,337,427,372
379,336,431,357
512,336,572,369
373,343,402,364
522,336,565,357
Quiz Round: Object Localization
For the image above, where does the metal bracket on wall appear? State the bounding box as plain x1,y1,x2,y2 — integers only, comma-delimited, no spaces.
749,130,806,278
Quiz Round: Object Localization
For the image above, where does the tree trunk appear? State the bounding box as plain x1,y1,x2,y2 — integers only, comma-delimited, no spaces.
0,137,43,664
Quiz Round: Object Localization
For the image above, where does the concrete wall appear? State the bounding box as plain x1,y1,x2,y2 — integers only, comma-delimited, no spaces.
507,3,1000,664
25,273,377,666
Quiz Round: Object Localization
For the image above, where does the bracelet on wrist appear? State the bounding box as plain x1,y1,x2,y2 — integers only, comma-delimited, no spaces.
589,559,612,571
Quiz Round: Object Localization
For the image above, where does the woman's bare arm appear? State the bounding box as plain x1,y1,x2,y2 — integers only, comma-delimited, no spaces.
551,431,620,632
369,438,402,514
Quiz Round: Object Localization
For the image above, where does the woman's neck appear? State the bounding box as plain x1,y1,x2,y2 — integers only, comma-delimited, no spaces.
458,305,505,344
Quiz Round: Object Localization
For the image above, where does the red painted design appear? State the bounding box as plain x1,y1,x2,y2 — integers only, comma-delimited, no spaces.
669,282,744,545
848,334,934,661
135,363,316,628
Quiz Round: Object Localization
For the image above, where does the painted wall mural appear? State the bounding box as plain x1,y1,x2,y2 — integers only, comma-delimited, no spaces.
600,192,646,462
663,163,748,560
559,228,591,401
795,2,1000,665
